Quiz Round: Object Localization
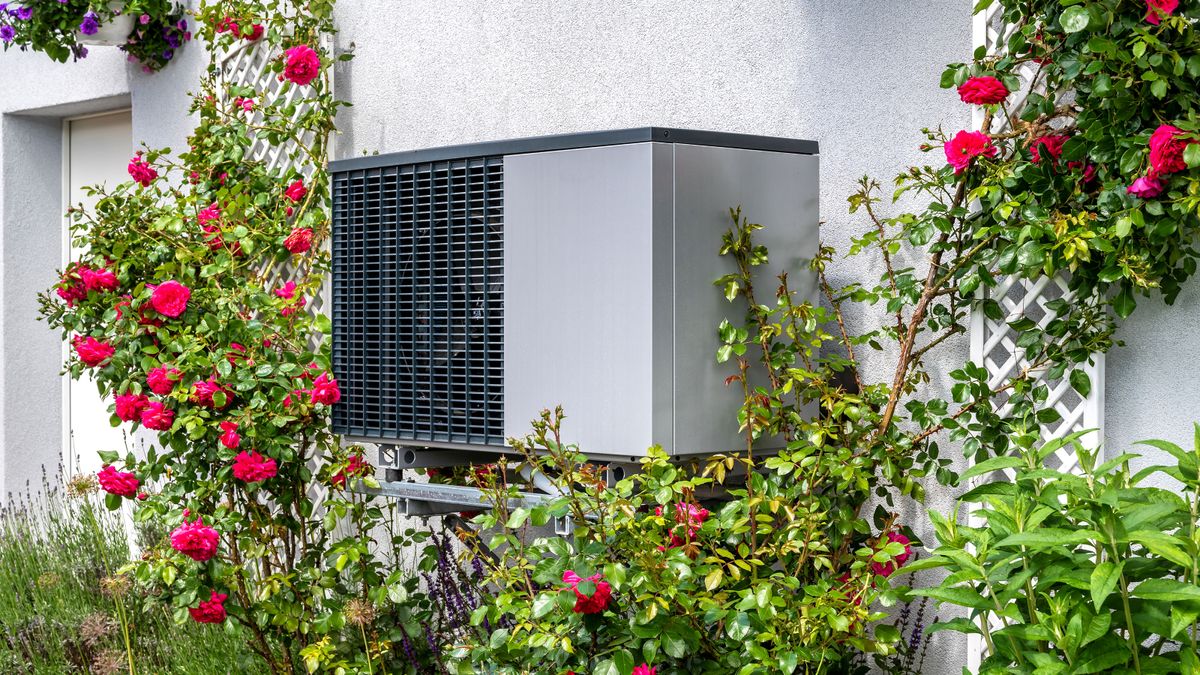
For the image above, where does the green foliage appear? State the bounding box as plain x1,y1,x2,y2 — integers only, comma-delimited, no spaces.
913,427,1200,674
0,485,256,673
451,409,915,674
0,0,189,71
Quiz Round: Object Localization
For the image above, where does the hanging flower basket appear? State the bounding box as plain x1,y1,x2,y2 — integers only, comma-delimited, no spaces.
77,2,133,46
0,0,189,71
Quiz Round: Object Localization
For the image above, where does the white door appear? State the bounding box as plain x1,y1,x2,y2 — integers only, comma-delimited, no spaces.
64,111,134,479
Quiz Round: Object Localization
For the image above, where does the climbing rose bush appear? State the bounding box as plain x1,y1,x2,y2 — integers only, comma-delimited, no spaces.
36,1,452,673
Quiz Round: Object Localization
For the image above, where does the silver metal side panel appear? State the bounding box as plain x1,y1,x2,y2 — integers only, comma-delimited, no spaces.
670,144,820,455
503,143,673,459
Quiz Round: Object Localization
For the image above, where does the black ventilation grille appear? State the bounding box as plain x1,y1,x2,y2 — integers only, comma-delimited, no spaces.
332,156,504,445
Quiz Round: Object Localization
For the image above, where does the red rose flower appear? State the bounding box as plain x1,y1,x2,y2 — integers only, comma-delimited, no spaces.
232,449,278,483
219,421,241,449
1128,175,1165,199
114,393,150,422
957,76,1009,105
170,516,220,562
871,532,914,578
74,336,115,368
1145,0,1179,25
275,281,297,299
80,266,119,293
191,379,232,409
562,570,612,614
127,155,158,187
242,23,264,40
1030,134,1069,165
97,465,139,498
146,366,181,395
283,45,321,86
945,130,998,174
189,591,228,624
632,666,657,675
309,372,341,406
331,453,370,488
284,180,307,203
283,227,314,254
140,401,175,431
150,280,191,318
1148,124,1192,177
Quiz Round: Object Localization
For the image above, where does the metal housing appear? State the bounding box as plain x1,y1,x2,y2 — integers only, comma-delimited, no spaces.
331,128,819,460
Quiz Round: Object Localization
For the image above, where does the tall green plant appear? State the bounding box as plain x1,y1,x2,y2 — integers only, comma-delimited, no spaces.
911,428,1200,674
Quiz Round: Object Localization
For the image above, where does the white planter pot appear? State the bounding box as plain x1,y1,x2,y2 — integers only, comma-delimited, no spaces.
77,2,134,46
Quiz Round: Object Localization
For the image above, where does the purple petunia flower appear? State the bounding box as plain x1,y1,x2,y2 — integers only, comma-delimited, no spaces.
15,6,32,20
0,24,14,42
161,49,172,60
79,11,99,35
0,3,9,11
139,13,149,24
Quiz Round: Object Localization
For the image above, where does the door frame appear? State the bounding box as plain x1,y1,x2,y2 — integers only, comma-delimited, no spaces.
60,108,133,479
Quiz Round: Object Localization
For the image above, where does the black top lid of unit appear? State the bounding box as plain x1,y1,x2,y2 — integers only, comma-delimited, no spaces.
329,127,819,173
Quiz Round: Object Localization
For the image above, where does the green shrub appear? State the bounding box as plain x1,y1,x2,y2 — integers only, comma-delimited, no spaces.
912,428,1200,674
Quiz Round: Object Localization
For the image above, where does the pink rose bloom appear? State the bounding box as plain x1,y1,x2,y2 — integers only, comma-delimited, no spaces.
945,130,998,174
281,297,306,317
197,203,221,225
562,570,612,614
309,372,341,405
872,532,914,578
632,666,656,675
284,180,307,203
219,421,241,449
140,401,175,431
150,280,191,318
275,281,298,299
170,516,220,562
232,449,277,482
97,465,139,498
190,379,231,409
283,45,321,86
242,24,264,41
114,393,150,422
283,227,314,253
1145,0,1179,25
1128,175,1165,199
147,366,182,395
80,266,119,293
189,590,228,624
1148,124,1191,177
74,336,115,368
1030,135,1070,165
127,155,157,187
957,76,1008,105
331,453,370,488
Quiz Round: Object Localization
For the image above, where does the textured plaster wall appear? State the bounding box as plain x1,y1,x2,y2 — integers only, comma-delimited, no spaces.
332,1,974,671
1105,283,1200,479
0,23,206,499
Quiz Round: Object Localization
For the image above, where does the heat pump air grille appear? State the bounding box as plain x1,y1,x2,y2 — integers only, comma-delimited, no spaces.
332,156,504,445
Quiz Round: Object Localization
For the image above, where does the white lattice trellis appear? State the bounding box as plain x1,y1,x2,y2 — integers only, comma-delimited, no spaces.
217,36,335,504
966,4,1105,670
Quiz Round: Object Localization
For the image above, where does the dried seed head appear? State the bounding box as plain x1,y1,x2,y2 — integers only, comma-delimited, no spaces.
36,572,61,589
80,612,117,646
343,598,377,627
92,649,125,675
99,574,131,599
66,473,98,497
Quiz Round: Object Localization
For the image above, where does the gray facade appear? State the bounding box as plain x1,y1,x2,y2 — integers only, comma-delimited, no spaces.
8,2,1192,672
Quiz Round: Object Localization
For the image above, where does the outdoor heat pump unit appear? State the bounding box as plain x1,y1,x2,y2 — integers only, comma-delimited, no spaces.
330,128,819,461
